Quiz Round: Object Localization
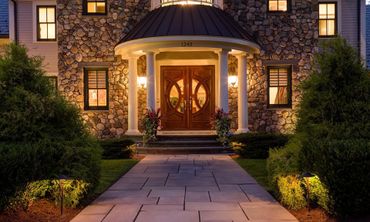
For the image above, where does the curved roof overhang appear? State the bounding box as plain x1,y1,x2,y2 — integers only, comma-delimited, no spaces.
115,35,260,58
115,5,260,58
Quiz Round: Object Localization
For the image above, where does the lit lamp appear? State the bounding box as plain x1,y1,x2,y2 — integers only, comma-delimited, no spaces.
58,174,69,216
137,76,147,88
228,75,238,87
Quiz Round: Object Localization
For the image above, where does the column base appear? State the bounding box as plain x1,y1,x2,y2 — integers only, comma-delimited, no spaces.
235,128,249,134
125,129,142,136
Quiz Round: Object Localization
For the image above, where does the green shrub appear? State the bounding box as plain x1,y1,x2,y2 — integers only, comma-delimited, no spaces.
277,175,306,210
0,44,101,210
276,175,329,211
12,179,89,209
295,38,370,216
267,135,301,189
301,139,370,216
307,176,329,212
231,132,289,158
99,138,136,159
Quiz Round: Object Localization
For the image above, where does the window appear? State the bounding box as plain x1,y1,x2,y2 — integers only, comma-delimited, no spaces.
160,0,213,7
84,68,109,110
319,3,337,37
84,0,107,15
37,6,56,41
268,0,288,12
267,66,292,108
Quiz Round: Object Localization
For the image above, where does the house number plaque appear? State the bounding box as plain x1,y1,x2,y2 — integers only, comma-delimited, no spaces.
181,42,193,47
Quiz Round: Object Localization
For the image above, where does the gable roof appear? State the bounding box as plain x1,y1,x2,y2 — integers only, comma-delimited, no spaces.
0,0,9,37
118,5,256,44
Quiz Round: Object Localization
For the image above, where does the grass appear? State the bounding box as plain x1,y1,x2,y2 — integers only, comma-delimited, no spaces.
94,159,139,195
234,158,271,191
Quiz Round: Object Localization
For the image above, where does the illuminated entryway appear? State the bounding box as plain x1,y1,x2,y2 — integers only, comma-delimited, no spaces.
114,5,260,135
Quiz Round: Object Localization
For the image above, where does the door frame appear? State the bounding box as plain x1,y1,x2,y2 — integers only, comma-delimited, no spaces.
160,65,216,130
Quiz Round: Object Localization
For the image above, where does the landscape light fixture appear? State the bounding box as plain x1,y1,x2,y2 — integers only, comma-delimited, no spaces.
301,172,315,214
58,174,69,216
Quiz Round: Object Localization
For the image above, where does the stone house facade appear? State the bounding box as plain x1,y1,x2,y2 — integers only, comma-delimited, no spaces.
5,0,367,138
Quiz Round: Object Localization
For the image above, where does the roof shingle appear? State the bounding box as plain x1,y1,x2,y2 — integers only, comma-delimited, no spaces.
118,5,256,44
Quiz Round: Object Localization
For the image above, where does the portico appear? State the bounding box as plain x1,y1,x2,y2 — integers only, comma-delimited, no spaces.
114,5,260,134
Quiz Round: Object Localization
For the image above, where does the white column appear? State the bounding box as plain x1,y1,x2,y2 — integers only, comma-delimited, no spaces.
146,51,156,110
236,54,249,133
125,56,140,135
218,49,230,113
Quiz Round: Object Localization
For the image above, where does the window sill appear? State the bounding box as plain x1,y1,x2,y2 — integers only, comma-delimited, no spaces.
35,38,57,43
267,106,292,111
82,13,108,16
84,108,110,111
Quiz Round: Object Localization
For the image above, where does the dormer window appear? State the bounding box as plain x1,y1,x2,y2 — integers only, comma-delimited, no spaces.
160,0,213,7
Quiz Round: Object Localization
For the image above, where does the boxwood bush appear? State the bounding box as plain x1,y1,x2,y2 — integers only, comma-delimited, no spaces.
99,138,136,159
0,44,101,210
231,132,289,158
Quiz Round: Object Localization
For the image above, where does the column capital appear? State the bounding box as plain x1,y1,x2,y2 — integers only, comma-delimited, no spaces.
216,48,231,55
235,52,248,58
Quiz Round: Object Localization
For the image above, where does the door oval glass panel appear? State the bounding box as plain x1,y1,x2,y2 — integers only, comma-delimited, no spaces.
192,79,207,113
169,79,184,113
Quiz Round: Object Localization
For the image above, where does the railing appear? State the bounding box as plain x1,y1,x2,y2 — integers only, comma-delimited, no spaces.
160,0,220,8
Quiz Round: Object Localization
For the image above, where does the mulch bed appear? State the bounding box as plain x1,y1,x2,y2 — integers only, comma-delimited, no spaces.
0,199,80,222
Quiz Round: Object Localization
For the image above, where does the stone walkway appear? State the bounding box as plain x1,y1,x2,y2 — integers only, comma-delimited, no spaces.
71,155,297,222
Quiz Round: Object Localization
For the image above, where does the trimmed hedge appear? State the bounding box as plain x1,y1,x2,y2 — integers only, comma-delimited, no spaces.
231,132,289,158
99,138,136,159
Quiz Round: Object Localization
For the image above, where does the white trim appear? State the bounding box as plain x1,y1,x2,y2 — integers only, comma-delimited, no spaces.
8,0,15,41
115,35,260,58
360,0,366,62
32,0,57,43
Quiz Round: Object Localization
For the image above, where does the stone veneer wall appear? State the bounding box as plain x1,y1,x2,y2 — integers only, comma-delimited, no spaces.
224,0,318,133
57,0,318,137
57,0,150,138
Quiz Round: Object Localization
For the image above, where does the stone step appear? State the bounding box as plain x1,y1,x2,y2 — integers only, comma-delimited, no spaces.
146,140,221,147
137,146,231,154
156,135,218,141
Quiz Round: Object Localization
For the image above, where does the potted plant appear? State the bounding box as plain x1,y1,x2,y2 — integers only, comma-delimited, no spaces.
211,108,231,147
142,108,161,144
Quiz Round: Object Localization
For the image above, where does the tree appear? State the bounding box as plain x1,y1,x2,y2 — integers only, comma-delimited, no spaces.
0,44,101,210
297,37,370,216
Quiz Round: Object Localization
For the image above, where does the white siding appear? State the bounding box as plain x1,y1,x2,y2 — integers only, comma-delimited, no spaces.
341,0,360,51
17,1,58,75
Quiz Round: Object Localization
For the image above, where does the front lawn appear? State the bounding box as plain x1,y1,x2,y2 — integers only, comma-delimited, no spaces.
0,159,139,222
234,158,270,191
94,159,138,195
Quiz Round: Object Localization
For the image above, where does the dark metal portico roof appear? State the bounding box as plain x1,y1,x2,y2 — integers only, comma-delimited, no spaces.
118,5,256,44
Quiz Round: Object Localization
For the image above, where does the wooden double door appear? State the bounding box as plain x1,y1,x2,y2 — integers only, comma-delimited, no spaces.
161,66,215,130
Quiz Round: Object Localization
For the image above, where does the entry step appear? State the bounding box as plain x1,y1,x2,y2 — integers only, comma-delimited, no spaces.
137,146,231,154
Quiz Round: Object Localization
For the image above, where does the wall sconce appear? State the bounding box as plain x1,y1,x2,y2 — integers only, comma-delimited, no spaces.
228,75,238,87
137,76,147,88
